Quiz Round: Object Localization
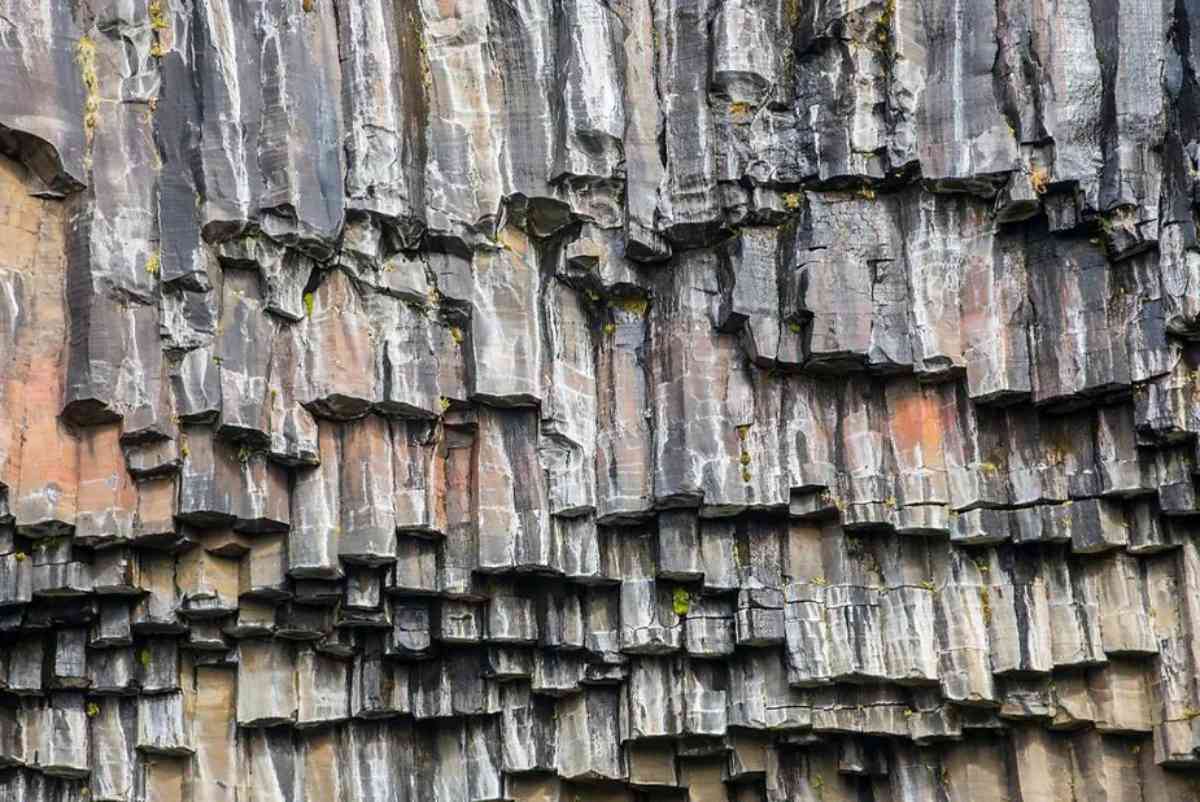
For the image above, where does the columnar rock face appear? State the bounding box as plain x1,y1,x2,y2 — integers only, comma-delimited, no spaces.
4,1,1200,800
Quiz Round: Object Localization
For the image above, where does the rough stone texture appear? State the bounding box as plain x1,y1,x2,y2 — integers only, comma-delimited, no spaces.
1,1,1200,800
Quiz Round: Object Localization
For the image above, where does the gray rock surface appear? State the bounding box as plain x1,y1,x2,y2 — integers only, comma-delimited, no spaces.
0,1,1199,800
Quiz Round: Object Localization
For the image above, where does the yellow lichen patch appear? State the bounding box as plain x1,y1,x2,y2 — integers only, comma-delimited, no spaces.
139,648,152,667
977,449,1005,475
613,295,649,317
86,702,101,718
875,0,896,48
145,251,161,275
782,192,803,210
784,0,802,26
672,587,690,616
1030,166,1049,195
603,322,616,336
303,292,315,317
77,36,99,138
77,34,96,66
449,326,463,345
149,1,168,30
741,469,752,483
822,491,844,511
729,101,755,117
787,321,802,334
979,588,992,624
736,424,751,441
13,552,26,562
438,396,451,413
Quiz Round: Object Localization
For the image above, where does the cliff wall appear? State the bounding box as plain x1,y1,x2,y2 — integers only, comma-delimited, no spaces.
0,1,1199,800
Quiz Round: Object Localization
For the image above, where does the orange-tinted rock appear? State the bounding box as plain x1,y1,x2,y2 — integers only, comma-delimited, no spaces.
297,269,375,420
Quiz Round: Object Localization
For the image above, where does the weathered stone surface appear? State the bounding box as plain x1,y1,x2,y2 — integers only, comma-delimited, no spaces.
468,226,543,406
336,0,425,242
0,4,1197,799
0,0,88,194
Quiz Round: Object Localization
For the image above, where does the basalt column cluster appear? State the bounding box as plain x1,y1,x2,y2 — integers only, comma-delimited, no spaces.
2,0,1200,800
